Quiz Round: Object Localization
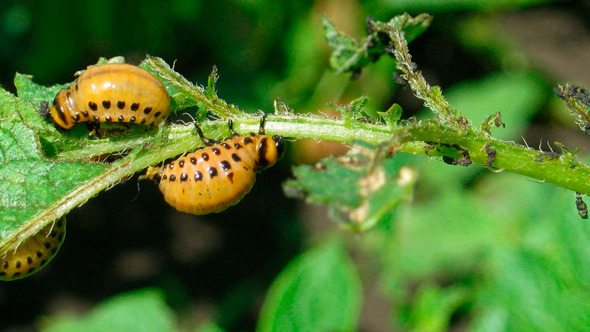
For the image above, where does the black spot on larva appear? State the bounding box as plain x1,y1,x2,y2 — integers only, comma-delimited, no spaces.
93,115,100,122
54,104,68,124
220,161,231,171
52,248,58,254
194,171,203,181
36,250,43,258
15,261,21,269
221,143,231,150
3,261,8,269
82,111,89,117
13,272,21,277
50,230,57,237
143,107,152,115
202,152,209,161
89,101,98,111
66,91,71,98
57,219,63,227
27,267,35,274
212,148,221,155
40,259,47,265
118,115,124,122
105,115,112,123
154,112,162,118
190,157,197,165
0,272,5,277
162,175,167,180
180,173,188,181
244,137,254,144
102,100,111,109
169,163,174,170
257,137,270,168
44,242,51,249
130,116,136,123
234,143,242,149
208,167,218,177
179,160,185,168
227,172,234,183
117,101,125,109
131,103,140,111
74,84,79,91
231,153,241,162
27,257,33,264
73,114,80,121
140,118,147,124
169,174,176,182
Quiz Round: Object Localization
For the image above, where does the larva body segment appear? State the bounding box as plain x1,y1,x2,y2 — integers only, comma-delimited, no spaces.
48,63,170,130
145,121,284,215
0,217,66,281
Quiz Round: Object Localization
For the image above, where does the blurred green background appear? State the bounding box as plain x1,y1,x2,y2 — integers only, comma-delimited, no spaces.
2,0,590,331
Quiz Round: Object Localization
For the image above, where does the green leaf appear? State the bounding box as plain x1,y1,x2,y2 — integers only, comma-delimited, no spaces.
257,238,362,332
378,103,403,129
400,284,469,332
322,14,432,75
40,288,178,332
14,73,69,106
194,321,226,332
283,141,416,231
0,85,110,264
329,95,370,125
321,15,368,75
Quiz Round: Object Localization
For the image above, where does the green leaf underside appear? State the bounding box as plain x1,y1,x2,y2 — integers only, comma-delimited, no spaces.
0,86,109,249
257,239,362,332
40,288,177,332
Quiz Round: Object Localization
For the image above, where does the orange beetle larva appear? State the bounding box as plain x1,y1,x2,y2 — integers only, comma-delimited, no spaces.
0,217,66,281
46,63,170,130
144,117,284,215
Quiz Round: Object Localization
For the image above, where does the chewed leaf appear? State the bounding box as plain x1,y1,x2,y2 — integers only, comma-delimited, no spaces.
322,14,432,75
283,140,416,232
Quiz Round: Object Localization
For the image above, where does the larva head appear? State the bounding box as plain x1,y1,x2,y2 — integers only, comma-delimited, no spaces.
0,217,66,281
255,135,284,170
47,88,74,130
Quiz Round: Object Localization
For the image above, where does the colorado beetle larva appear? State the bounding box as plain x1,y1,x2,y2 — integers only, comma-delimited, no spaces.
45,63,170,130
144,116,284,215
0,217,66,281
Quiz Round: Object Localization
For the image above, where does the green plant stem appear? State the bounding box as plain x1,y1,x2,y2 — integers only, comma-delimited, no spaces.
99,114,590,198
398,122,590,195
